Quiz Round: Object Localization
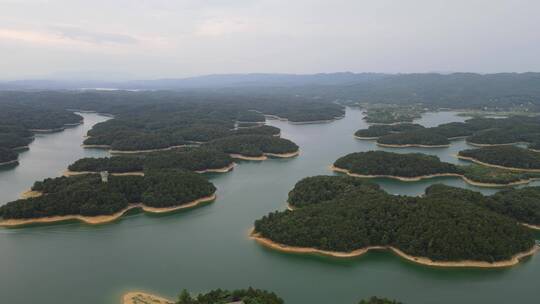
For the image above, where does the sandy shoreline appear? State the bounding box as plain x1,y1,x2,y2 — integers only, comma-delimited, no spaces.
0,194,216,228
354,135,379,140
20,189,43,199
195,162,236,173
466,141,529,147
522,223,540,230
230,149,300,161
377,143,451,148
249,229,539,268
457,155,540,172
264,114,344,124
330,165,535,187
123,291,173,304
0,159,18,166
63,170,145,177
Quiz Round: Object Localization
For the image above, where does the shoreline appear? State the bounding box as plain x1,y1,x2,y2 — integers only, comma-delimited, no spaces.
0,194,216,228
0,159,19,166
20,189,43,199
110,144,196,154
523,223,540,230
330,165,462,182
354,135,379,140
466,141,529,147
330,165,535,187
377,143,450,148
249,229,539,268
123,291,173,304
264,114,345,124
195,162,236,173
230,149,300,161
457,155,540,172
63,170,145,177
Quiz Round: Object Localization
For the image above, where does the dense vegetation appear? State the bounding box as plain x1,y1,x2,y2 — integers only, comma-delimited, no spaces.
460,164,540,185
206,135,299,157
425,184,540,226
354,124,424,138
459,146,540,170
0,148,18,164
176,287,283,304
0,169,216,219
363,105,424,124
333,151,462,177
358,297,403,304
377,129,450,146
69,148,234,173
254,176,534,262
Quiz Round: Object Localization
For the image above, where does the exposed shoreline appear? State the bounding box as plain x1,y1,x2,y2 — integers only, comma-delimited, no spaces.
63,170,145,177
457,155,540,172
523,223,540,230
0,194,217,228
0,159,18,167
466,141,529,147
249,229,539,268
377,143,451,148
230,149,300,161
353,135,379,140
195,162,236,173
330,165,536,187
20,189,43,199
82,144,198,153
264,113,345,124
123,291,173,304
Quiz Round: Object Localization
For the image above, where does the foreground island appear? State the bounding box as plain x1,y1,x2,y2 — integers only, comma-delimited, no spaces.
122,288,401,304
0,169,216,227
252,176,538,267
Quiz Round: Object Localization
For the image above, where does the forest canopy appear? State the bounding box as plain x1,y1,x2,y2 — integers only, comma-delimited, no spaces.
254,176,535,262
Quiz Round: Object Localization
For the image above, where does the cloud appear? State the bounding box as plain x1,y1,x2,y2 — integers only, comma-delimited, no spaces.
0,26,138,47
50,25,138,45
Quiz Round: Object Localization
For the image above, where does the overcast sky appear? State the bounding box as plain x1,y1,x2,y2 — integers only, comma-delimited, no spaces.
1,0,539,80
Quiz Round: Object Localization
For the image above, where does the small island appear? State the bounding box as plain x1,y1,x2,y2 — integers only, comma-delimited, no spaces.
458,146,540,171
67,148,235,175
354,123,424,139
206,135,299,160
124,287,284,304
0,169,216,227
252,175,538,267
376,129,450,147
332,150,540,186
332,151,462,180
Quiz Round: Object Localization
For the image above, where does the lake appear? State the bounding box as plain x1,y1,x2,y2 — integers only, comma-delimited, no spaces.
0,108,538,304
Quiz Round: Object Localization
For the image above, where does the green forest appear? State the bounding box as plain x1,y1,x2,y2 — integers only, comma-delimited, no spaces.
68,148,233,173
0,169,216,219
206,135,299,157
333,151,462,177
459,146,540,170
255,176,535,262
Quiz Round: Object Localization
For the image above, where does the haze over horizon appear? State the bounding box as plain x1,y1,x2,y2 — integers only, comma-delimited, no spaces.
1,0,539,81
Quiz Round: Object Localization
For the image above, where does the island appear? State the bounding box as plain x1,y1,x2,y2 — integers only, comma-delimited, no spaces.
0,147,19,167
252,175,537,267
332,150,540,186
0,169,216,227
206,135,299,160
67,148,234,175
363,105,424,124
332,151,463,180
376,129,450,147
354,123,424,139
458,146,540,171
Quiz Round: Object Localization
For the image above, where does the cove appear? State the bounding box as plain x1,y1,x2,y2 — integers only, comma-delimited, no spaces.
0,109,538,304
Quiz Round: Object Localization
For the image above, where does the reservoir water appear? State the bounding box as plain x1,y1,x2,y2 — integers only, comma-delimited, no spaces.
0,109,538,304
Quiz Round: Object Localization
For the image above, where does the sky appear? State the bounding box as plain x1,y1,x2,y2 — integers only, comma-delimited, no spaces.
0,0,539,80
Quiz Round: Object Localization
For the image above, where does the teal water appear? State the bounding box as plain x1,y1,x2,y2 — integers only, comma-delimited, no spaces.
0,109,538,304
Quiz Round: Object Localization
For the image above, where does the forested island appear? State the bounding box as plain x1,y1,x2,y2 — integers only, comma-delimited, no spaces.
206,135,299,159
0,102,85,167
363,105,424,124
253,175,538,266
355,114,540,149
332,150,540,186
123,288,401,304
458,146,540,171
0,169,216,227
68,148,234,175
332,151,462,180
